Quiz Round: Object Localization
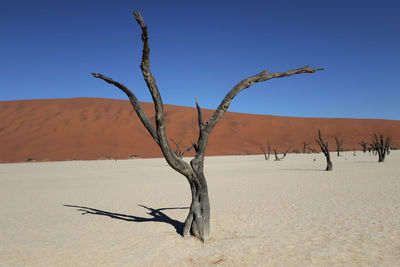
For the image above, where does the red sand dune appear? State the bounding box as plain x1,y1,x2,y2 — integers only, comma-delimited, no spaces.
1,98,399,163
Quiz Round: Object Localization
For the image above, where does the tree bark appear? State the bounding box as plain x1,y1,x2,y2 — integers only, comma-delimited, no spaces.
182,160,210,240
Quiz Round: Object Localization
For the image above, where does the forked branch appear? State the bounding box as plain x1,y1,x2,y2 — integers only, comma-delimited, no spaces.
171,139,193,158
94,11,191,177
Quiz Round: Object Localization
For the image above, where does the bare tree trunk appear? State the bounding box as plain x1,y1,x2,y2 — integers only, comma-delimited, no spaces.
261,147,268,160
316,129,332,171
335,136,343,157
302,142,310,154
92,10,323,242
325,154,333,171
273,148,280,161
183,161,210,240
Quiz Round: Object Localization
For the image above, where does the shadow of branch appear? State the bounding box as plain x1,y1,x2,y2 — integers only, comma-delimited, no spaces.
64,204,188,236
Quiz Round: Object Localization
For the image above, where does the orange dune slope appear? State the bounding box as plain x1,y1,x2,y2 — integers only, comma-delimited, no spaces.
1,98,399,163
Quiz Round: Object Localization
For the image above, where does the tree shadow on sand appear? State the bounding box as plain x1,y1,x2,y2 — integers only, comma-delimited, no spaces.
64,204,188,236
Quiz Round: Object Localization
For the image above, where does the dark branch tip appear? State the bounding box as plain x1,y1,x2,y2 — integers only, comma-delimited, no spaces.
133,10,146,28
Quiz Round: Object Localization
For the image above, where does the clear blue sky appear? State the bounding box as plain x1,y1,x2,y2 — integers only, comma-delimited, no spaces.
1,0,399,120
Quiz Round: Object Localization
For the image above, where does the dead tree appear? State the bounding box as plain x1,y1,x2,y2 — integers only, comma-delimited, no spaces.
272,147,290,161
359,140,368,153
315,129,332,171
273,148,280,161
260,147,268,160
260,143,271,160
170,139,192,158
281,147,291,159
302,142,310,154
92,11,323,242
334,136,343,157
370,134,391,162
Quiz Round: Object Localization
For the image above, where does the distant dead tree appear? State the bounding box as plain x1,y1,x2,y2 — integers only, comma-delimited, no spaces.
370,134,391,162
273,148,280,161
282,147,291,159
170,139,192,158
273,147,290,161
359,140,368,153
260,143,271,160
335,136,343,157
92,11,323,242
302,142,310,154
315,129,332,171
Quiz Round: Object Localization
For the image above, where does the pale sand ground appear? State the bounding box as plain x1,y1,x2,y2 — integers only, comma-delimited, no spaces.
1,151,399,266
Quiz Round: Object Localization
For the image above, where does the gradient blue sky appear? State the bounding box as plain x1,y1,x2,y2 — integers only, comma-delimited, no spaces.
1,0,399,120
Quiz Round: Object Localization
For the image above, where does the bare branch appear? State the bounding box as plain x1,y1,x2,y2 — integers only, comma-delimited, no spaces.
195,98,204,129
94,11,190,176
191,141,199,153
316,129,328,155
204,66,324,134
170,138,182,155
282,147,291,159
181,145,193,158
92,73,159,145
133,11,191,175
170,138,193,158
